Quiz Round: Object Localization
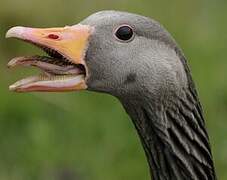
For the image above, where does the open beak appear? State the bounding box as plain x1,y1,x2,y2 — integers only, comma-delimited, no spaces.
6,24,94,92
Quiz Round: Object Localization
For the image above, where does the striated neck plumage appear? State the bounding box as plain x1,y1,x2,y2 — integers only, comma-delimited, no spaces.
123,92,216,180
120,52,216,180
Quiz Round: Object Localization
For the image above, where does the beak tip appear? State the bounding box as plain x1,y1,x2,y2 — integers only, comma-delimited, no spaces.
7,64,13,69
6,26,26,38
9,85,16,91
7,57,18,68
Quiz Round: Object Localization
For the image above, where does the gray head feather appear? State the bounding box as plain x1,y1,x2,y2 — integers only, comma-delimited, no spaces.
81,11,187,101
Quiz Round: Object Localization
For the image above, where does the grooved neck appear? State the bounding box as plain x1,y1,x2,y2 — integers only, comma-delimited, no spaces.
121,91,216,180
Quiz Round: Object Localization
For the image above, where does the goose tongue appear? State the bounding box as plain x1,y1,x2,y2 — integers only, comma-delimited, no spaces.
7,56,87,92
8,56,83,75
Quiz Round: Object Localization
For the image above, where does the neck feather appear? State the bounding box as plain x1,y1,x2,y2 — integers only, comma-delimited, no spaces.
121,86,216,180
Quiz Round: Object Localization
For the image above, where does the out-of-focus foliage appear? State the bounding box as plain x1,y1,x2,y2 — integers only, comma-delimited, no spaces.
0,0,226,180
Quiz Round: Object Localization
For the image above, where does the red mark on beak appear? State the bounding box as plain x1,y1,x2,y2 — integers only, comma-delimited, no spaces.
47,34,59,40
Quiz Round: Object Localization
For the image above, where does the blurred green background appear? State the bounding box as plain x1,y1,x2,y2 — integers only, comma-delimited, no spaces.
0,0,226,179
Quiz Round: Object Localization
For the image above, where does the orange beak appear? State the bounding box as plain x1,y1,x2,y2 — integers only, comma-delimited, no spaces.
6,25,94,92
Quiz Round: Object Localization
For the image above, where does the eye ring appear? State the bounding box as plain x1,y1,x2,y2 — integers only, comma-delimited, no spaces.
114,24,135,42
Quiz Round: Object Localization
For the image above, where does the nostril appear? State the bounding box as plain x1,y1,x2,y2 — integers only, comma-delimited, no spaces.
47,34,59,40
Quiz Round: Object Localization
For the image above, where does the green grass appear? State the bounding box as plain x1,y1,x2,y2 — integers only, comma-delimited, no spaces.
0,0,227,179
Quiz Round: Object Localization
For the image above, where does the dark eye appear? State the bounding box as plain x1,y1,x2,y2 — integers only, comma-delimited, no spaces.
115,25,134,42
